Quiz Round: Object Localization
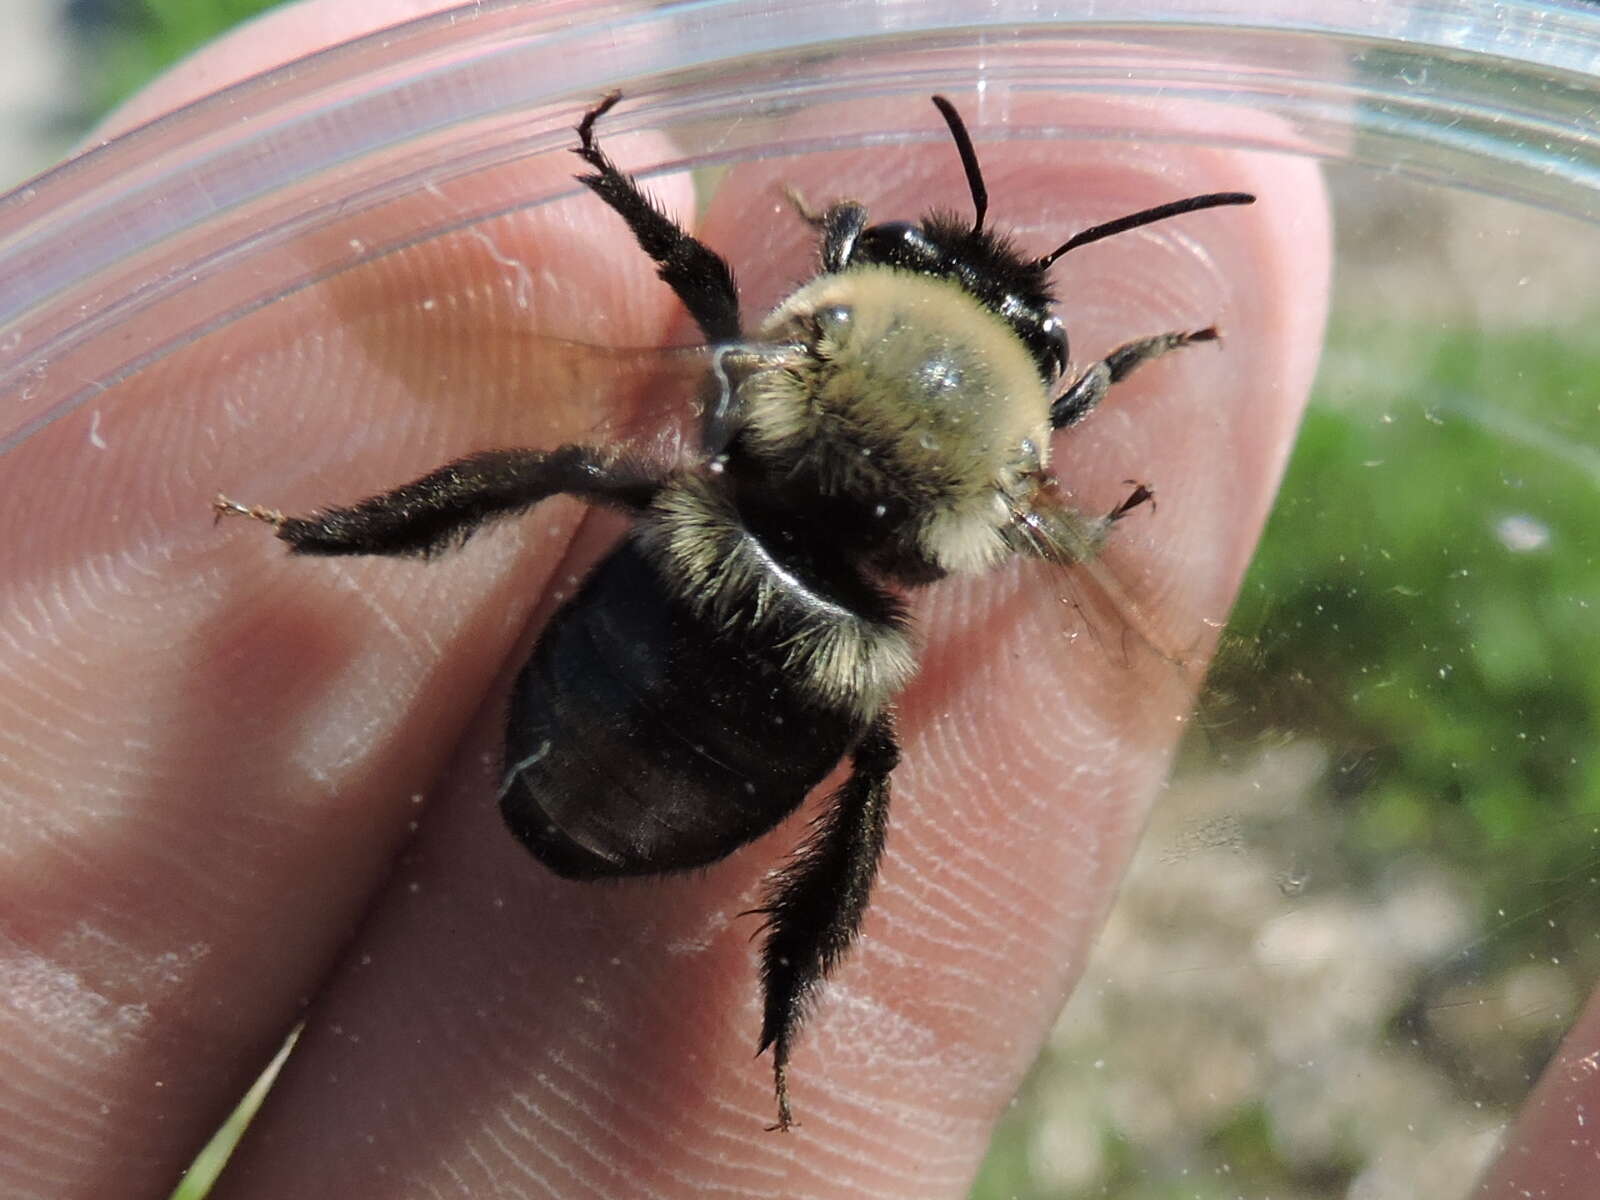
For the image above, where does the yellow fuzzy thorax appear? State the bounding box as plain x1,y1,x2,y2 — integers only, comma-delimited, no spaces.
740,266,1053,573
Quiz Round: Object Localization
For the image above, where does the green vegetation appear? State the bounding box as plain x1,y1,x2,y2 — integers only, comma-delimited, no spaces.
1218,319,1600,963
170,1036,289,1200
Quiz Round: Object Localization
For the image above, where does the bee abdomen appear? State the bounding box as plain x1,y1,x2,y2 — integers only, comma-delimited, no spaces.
499,538,862,879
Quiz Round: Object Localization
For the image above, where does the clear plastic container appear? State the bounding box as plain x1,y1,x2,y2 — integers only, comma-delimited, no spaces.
2,2,1597,1197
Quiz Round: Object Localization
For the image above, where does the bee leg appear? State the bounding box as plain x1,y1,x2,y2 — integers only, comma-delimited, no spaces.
755,713,899,1131
1108,482,1155,522
572,93,742,344
215,445,661,558
783,188,868,274
1049,327,1218,429
781,185,824,224
810,201,869,273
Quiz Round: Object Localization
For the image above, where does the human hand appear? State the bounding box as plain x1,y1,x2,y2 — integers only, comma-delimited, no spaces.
1,2,1340,1196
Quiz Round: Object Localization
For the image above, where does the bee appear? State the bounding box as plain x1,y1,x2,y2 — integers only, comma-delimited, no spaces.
216,92,1253,1131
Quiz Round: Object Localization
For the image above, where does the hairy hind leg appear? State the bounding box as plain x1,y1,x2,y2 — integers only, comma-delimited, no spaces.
755,713,899,1131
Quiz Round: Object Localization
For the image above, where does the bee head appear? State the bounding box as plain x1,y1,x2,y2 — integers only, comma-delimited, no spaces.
846,213,1066,384
838,97,1253,387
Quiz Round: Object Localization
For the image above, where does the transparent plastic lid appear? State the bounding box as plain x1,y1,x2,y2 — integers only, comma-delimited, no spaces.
2,2,1597,1198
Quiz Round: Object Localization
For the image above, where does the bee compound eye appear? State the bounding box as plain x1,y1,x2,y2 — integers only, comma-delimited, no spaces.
815,304,854,337
1042,316,1069,376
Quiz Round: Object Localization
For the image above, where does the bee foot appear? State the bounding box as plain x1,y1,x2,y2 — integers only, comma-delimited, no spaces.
213,494,286,528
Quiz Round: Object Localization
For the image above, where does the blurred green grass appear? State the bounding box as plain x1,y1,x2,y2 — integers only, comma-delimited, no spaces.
1218,319,1600,956
170,1034,290,1200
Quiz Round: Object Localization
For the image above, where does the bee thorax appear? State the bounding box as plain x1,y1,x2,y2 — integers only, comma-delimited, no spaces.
738,266,1052,578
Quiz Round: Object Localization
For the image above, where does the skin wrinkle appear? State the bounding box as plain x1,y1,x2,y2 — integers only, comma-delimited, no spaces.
496,1078,655,1200
891,750,1118,936
479,1119,566,1200
881,888,1059,1003
0,715,81,801
878,856,1009,942
816,1049,983,1138
479,1114,581,1200
330,569,445,664
787,1076,977,1189
880,825,1043,940
1,1076,117,1198
4,1040,108,1132
813,981,942,1069
456,951,735,1192
545,1031,743,1187
4,959,145,1061
435,1160,472,1197
549,1094,770,1200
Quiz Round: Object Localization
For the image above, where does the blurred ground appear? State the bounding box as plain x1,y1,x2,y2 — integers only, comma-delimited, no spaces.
0,0,77,187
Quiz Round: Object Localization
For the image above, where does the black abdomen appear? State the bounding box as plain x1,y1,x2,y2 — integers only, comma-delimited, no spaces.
500,538,861,879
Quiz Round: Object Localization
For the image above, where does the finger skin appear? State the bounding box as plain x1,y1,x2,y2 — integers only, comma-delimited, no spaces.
0,11,1333,1200
1474,986,1600,1198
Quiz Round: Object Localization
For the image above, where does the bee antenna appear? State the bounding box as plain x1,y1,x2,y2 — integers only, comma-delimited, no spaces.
930,95,988,234
1036,192,1255,269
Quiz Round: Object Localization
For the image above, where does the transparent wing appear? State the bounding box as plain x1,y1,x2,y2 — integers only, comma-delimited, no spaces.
492,336,720,470
1007,486,1212,682
458,335,810,470
1059,547,1206,677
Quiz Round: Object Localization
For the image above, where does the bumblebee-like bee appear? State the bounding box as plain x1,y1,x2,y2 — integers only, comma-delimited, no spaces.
218,93,1252,1130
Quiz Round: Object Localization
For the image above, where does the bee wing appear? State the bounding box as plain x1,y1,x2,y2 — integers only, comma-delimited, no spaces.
1063,551,1203,677
495,336,811,469
498,337,720,470
1009,491,1208,680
